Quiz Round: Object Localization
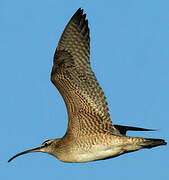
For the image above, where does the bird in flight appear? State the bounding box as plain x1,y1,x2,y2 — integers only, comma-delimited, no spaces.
8,8,166,163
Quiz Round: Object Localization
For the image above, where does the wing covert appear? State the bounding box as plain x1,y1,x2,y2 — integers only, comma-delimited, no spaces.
51,9,117,136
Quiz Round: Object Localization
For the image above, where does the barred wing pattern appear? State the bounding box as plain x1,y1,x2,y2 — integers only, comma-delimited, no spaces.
51,9,117,136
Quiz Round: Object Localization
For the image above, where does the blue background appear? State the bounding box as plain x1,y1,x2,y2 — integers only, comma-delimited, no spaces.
1,0,169,179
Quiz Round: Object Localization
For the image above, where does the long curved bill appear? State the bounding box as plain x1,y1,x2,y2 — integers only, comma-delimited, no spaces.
8,146,42,163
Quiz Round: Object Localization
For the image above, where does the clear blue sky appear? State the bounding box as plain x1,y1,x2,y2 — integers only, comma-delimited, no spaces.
1,0,169,179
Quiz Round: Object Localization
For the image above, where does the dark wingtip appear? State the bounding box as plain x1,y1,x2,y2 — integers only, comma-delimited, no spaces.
74,8,83,17
114,124,157,135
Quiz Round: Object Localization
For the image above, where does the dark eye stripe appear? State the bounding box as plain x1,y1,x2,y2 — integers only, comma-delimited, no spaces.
42,139,50,145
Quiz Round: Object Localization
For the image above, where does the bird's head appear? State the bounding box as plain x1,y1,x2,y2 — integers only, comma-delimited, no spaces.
8,139,60,163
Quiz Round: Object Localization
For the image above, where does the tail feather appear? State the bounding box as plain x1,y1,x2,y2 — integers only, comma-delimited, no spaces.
114,124,155,135
141,138,167,149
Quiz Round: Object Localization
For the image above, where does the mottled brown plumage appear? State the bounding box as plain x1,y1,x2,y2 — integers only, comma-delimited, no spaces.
51,9,117,136
8,8,166,163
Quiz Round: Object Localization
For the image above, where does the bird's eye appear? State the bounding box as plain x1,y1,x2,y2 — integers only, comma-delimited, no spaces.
44,143,48,147
42,139,50,147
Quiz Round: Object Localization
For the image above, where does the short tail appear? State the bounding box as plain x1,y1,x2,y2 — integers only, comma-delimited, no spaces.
141,138,167,149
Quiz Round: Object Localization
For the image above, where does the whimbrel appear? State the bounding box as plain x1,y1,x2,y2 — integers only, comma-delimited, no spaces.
8,8,166,163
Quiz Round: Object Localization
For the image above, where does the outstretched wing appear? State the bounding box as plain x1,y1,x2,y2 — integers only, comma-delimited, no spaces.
51,9,117,136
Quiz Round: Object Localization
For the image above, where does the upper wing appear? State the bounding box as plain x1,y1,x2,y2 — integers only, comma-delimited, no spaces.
51,9,118,136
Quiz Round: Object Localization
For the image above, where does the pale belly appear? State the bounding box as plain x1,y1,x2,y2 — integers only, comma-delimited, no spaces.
58,145,123,163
